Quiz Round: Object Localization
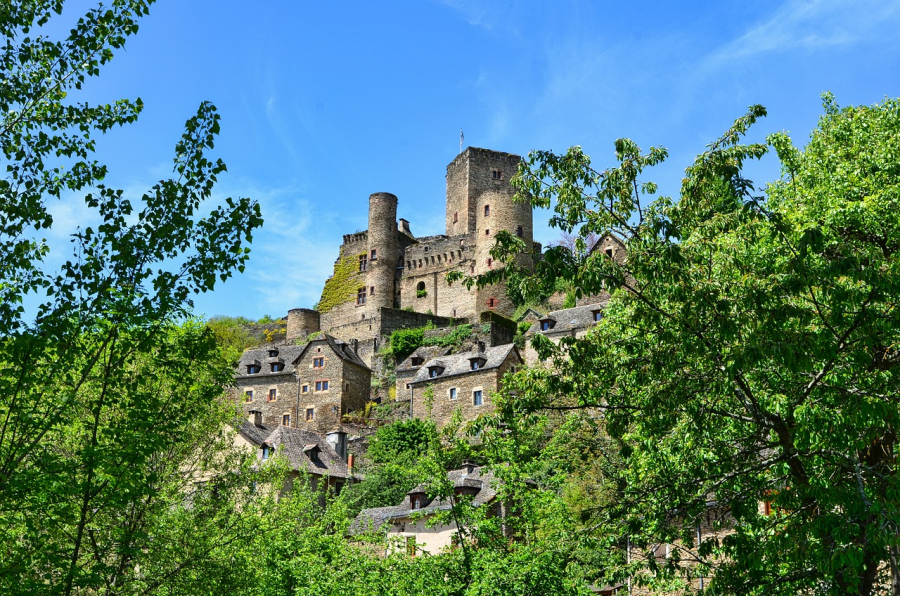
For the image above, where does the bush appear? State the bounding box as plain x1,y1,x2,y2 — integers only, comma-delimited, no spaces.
424,324,473,349
390,327,424,359
367,418,438,465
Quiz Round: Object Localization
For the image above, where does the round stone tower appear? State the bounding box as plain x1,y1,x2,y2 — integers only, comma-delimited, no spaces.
366,192,399,316
286,308,320,342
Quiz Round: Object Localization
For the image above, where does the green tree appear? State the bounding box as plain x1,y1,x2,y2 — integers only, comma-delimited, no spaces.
0,1,262,593
463,96,900,595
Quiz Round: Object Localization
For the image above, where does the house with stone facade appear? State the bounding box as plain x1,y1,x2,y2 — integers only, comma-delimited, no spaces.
350,462,504,556
394,345,452,404
258,424,351,495
235,334,370,434
519,232,628,365
231,414,352,497
522,302,607,365
408,342,523,427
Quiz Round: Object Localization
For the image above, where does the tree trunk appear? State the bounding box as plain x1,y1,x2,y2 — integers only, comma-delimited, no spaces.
891,544,900,595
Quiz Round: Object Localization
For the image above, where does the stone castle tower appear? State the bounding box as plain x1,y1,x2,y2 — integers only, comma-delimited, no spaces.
294,147,537,367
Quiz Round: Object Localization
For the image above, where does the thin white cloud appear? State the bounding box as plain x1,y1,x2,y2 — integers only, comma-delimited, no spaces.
435,0,494,30
705,0,900,67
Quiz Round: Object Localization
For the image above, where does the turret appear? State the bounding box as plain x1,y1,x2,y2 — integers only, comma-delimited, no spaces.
366,192,399,315
286,308,320,342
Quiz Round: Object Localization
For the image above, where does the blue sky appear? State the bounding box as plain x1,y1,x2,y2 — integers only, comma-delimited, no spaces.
44,0,900,319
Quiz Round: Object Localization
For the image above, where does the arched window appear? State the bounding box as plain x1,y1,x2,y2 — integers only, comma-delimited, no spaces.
416,281,426,291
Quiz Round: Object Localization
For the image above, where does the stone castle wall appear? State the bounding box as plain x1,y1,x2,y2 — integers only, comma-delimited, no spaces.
318,234,369,333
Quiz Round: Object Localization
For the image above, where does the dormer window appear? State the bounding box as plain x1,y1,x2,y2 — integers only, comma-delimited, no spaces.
470,357,486,371
593,310,603,322
539,319,555,331
246,364,261,374
262,446,271,460
268,349,278,357
410,357,424,367
271,362,284,372
428,366,444,378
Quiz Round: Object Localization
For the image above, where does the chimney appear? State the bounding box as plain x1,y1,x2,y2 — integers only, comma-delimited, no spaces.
398,218,412,235
326,430,348,462
349,338,359,354
248,410,262,426
462,459,477,474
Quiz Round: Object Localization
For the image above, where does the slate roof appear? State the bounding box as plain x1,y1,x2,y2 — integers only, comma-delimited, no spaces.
516,307,545,323
395,346,452,374
409,343,520,384
261,425,350,479
350,465,499,535
525,303,607,337
234,334,370,380
235,343,306,379
238,420,276,446
293,334,370,370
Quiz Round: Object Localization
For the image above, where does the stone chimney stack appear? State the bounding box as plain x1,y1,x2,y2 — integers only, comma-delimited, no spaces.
326,430,348,462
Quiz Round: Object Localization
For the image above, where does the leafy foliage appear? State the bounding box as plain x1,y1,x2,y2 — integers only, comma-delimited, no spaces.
317,252,365,313
467,96,900,595
367,418,439,464
0,2,262,594
389,326,425,359
389,323,475,360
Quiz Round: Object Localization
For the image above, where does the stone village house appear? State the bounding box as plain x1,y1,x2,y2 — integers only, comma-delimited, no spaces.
350,462,506,556
234,334,371,434
234,415,352,495
400,342,523,427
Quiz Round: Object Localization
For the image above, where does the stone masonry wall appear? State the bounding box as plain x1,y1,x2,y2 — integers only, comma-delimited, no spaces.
411,369,500,426
409,353,519,427
236,373,298,428
341,359,371,417
446,151,475,237
295,341,342,434
319,233,368,332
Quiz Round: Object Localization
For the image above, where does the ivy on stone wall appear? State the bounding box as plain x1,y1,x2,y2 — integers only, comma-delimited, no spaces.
316,252,365,313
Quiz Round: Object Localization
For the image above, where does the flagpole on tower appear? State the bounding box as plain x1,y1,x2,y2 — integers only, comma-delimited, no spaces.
460,128,464,154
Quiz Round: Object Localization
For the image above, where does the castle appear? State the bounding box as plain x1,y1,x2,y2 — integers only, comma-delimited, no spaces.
232,146,620,433
283,147,539,368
